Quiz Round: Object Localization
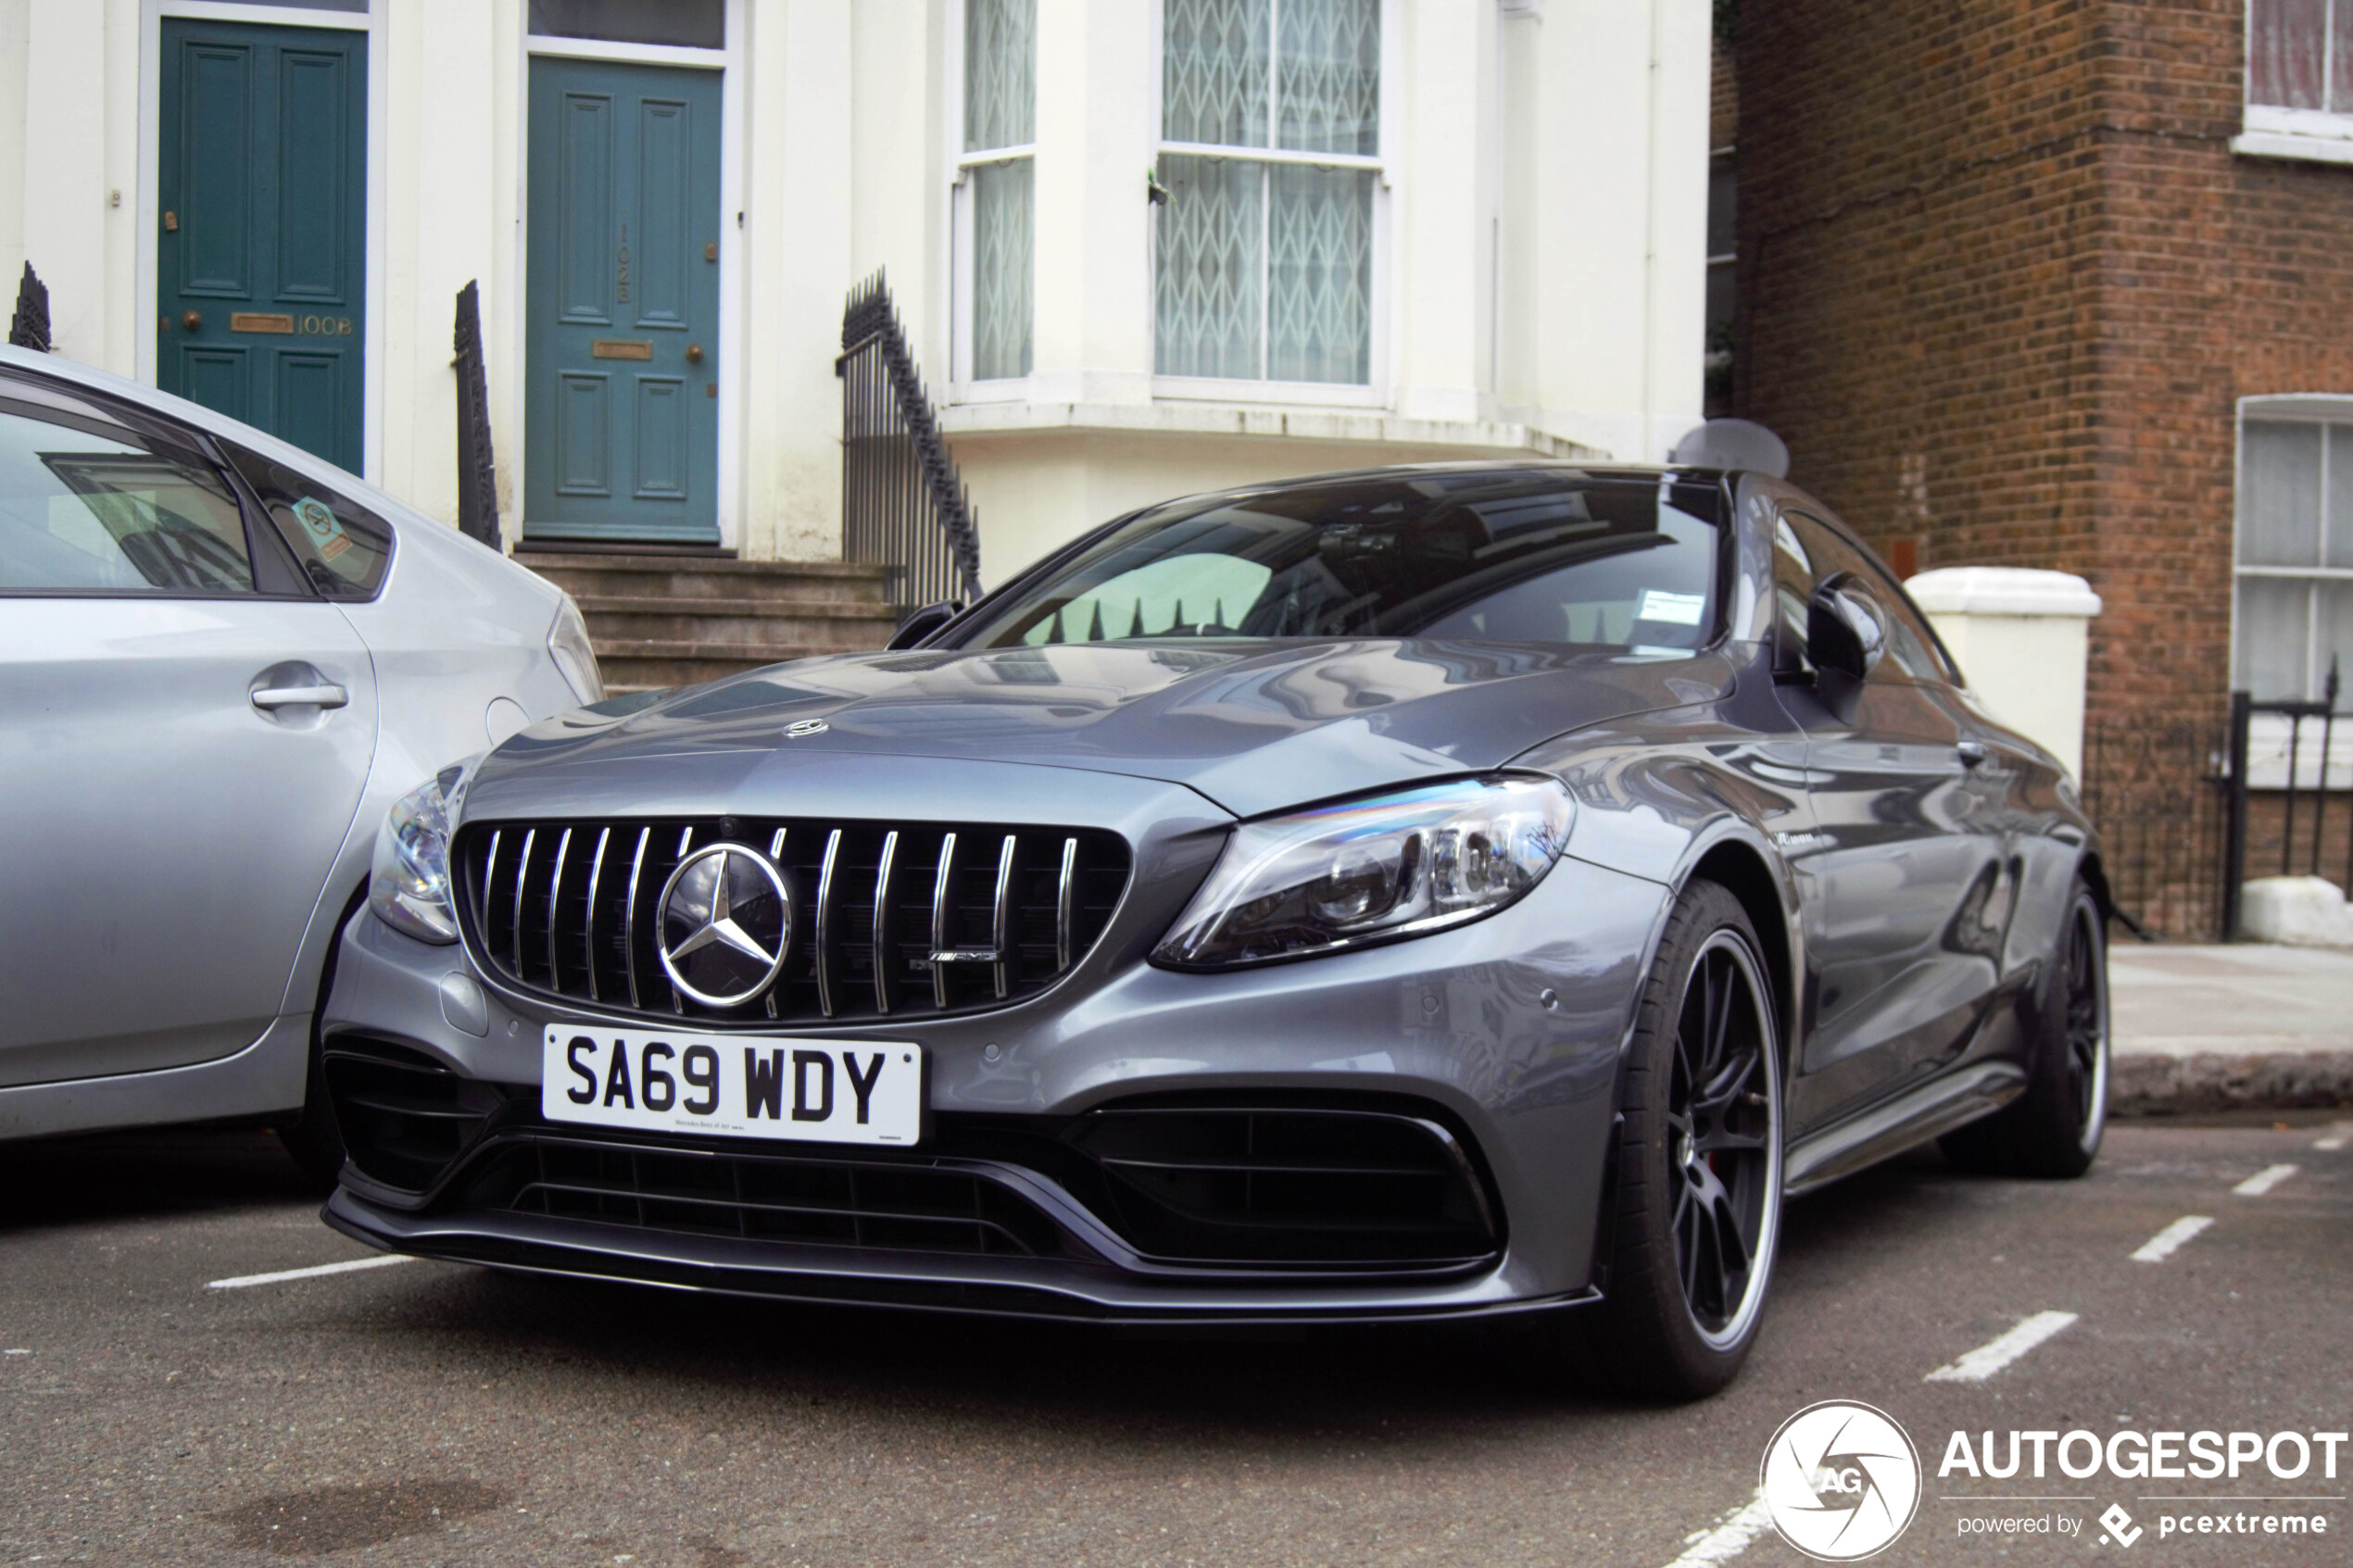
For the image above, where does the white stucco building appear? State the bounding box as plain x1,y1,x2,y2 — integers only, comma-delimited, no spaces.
0,0,1711,585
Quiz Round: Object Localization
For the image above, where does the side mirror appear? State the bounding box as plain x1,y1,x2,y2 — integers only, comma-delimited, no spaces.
886,601,960,650
1806,575,1886,718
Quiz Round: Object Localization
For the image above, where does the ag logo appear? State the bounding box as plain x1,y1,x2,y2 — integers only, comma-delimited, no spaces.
1760,1400,1922,1561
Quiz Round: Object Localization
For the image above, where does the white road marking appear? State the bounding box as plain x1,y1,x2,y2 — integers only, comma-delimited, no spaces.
2316,1129,2347,1152
2233,1163,2298,1197
2131,1215,2214,1262
206,1255,415,1290
1663,1488,1774,1567
1924,1310,2079,1382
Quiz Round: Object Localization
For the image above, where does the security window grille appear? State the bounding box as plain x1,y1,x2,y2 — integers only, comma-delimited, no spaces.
2235,417,2353,701
1155,0,1381,386
959,0,1036,383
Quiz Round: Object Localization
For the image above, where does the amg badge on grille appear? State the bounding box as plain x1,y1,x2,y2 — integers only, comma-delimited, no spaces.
657,844,794,1007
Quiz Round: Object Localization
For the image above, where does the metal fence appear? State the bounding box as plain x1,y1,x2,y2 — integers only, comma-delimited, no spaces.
836,271,983,616
452,280,500,552
8,262,50,351
2219,676,2350,938
2081,708,2233,941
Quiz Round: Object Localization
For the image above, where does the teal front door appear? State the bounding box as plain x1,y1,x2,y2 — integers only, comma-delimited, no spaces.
525,58,722,545
157,19,367,472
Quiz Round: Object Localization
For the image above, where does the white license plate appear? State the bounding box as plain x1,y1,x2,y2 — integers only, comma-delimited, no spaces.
542,1027,925,1147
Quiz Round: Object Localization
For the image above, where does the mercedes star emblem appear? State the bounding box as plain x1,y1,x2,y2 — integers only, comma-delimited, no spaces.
656,843,794,1008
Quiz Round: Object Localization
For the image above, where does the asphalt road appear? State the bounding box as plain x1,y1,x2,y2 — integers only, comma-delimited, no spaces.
1,1116,2347,1567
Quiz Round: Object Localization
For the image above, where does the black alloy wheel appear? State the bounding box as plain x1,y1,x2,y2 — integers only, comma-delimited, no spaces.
1940,876,2108,1180
1667,930,1780,1343
1567,878,1784,1400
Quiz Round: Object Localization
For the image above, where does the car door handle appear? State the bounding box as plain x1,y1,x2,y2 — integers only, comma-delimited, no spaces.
1956,740,1991,769
251,684,349,711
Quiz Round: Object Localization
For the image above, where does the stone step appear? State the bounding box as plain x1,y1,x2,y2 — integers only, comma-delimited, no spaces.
520,552,894,607
595,641,846,693
573,596,900,650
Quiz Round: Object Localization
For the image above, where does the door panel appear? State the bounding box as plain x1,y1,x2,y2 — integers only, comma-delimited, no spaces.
159,20,366,472
1783,673,2005,1128
526,56,721,544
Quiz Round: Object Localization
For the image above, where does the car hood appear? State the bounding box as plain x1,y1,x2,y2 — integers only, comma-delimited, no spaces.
480,640,1737,819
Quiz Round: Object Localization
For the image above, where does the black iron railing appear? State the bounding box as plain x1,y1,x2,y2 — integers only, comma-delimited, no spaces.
451,280,500,551
2220,661,2347,938
837,271,982,616
8,262,50,351
2082,708,2233,941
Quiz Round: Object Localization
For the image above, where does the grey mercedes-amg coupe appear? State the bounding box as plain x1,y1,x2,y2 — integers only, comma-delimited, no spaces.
320,462,2109,1399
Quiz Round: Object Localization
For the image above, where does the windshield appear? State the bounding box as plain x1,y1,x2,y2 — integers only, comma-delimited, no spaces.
950,469,1726,652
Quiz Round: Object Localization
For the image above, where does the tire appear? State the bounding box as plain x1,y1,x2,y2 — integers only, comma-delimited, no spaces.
1567,879,1785,1401
1939,877,2108,1180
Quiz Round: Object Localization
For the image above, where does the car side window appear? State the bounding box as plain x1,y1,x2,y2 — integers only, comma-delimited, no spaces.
0,395,257,596
223,444,395,601
1780,509,1956,684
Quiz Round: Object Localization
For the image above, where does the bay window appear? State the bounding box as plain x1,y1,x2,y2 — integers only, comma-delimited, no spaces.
1155,0,1384,390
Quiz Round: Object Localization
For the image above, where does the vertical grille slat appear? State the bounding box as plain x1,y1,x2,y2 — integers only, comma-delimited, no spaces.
510,828,535,982
584,827,610,1004
814,828,843,1018
458,816,1127,1028
871,830,900,1016
930,831,957,1010
545,827,573,994
990,834,1017,1000
1054,835,1077,973
623,826,649,1010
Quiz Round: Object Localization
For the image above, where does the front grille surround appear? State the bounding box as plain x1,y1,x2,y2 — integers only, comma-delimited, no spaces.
454,815,1129,1028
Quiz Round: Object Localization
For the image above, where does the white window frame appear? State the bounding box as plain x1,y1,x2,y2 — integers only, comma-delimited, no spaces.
516,1,747,547
2233,0,2353,166
2232,395,2353,784
947,1,1037,400
1147,0,1398,408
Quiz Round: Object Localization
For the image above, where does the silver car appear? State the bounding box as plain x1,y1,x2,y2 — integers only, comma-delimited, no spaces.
316,463,2108,1399
0,345,601,1177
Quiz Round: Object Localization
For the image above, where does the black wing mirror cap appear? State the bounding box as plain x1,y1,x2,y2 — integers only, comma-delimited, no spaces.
1806,575,1886,720
887,601,960,650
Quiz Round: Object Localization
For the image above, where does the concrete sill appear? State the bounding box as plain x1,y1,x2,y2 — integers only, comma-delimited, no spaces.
2231,131,2353,168
935,399,1605,459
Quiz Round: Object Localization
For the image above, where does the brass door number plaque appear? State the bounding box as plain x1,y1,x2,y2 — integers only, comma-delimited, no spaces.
231,312,295,333
591,339,654,360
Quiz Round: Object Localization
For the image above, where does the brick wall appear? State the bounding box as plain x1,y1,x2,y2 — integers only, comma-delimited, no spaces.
1737,0,2353,932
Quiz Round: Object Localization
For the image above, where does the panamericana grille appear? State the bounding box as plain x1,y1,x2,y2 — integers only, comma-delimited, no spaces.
454,816,1128,1026
459,1133,1063,1258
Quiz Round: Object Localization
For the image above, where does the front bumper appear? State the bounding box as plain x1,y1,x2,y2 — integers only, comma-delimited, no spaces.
320,846,1670,1321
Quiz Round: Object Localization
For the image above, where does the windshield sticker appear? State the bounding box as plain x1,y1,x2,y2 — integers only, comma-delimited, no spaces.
293,496,354,562
1637,589,1705,626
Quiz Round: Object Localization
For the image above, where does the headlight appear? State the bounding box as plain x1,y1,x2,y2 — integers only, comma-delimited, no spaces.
1153,775,1576,969
368,758,479,945
547,595,605,706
